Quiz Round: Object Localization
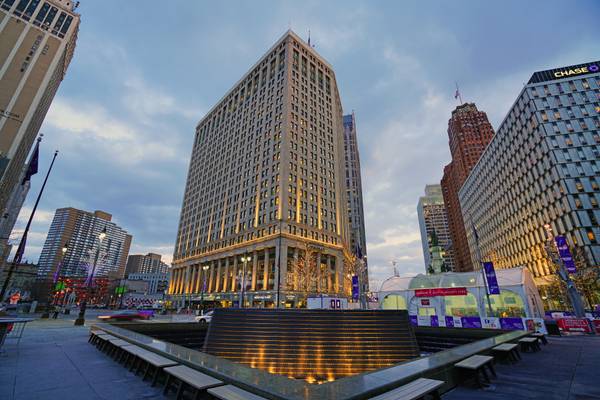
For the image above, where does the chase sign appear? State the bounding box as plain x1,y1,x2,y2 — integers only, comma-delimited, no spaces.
528,61,600,84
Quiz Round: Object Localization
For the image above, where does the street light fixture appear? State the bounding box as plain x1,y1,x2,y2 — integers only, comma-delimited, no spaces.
74,227,106,326
239,255,251,308
200,265,209,311
41,241,69,318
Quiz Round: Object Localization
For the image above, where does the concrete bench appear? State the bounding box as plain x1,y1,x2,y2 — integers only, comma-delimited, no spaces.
125,347,179,386
454,355,496,387
369,377,444,400
208,385,269,400
88,331,111,346
164,365,223,400
519,337,541,352
530,332,548,345
492,343,521,363
106,338,134,358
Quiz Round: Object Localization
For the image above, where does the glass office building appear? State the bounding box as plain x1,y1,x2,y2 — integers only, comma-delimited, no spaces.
460,61,600,305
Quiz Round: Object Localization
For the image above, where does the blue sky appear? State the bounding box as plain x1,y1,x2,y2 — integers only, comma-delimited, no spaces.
11,0,600,290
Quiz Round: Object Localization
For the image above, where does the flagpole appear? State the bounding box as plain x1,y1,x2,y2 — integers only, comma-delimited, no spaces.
470,217,493,317
0,148,59,301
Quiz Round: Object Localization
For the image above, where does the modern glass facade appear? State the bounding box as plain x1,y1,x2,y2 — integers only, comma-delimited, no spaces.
460,61,600,302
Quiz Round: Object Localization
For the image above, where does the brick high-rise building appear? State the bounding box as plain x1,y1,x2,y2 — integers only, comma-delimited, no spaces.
169,30,352,308
125,253,168,276
441,103,495,271
37,208,132,280
0,0,80,265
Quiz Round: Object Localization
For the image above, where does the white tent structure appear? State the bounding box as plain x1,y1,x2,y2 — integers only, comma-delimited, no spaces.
378,266,544,319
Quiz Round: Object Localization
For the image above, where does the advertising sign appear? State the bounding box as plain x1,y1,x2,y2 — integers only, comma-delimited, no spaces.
414,287,467,297
482,262,500,295
461,316,482,329
430,315,439,327
499,317,525,330
557,318,591,334
555,236,577,273
482,317,500,329
420,299,430,306
409,315,418,326
351,275,359,300
523,318,548,334
417,315,431,326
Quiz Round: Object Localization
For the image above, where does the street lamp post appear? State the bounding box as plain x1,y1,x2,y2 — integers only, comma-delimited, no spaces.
239,255,251,308
200,265,209,311
41,241,69,318
74,227,106,326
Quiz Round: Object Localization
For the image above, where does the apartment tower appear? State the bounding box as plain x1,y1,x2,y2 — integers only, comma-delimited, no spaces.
37,208,132,280
441,103,495,271
460,61,600,307
0,0,80,263
342,112,368,292
417,184,455,273
125,253,169,276
170,30,352,308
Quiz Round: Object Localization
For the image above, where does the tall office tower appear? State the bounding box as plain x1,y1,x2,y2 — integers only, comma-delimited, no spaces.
170,30,352,308
441,103,495,272
342,113,368,291
460,61,600,305
0,0,80,264
37,208,132,279
125,253,169,276
417,184,455,273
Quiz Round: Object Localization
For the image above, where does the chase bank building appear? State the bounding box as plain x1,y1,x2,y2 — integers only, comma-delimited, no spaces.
459,61,600,308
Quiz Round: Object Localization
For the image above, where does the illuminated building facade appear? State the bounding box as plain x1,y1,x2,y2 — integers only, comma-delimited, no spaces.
460,61,600,302
417,184,455,273
37,208,132,280
170,31,352,308
441,103,495,272
0,0,79,265
125,253,168,276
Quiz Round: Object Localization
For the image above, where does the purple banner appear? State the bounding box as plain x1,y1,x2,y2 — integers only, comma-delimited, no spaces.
430,315,439,327
461,317,482,329
409,315,418,326
499,317,525,330
483,262,500,295
445,316,455,327
555,236,577,273
351,275,359,300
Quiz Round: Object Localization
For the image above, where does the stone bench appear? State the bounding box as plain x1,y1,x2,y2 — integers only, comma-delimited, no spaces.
208,385,269,400
163,365,223,400
529,332,548,345
369,377,444,400
492,343,521,363
125,347,179,387
454,355,496,387
519,337,541,352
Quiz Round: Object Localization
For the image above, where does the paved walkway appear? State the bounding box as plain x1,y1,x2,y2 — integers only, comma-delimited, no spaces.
0,314,166,400
443,335,600,400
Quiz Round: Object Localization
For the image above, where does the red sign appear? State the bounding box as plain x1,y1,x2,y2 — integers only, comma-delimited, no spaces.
420,299,430,306
557,318,591,334
415,287,467,297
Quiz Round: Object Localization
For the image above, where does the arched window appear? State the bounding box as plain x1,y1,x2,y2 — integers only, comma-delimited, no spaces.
444,293,479,317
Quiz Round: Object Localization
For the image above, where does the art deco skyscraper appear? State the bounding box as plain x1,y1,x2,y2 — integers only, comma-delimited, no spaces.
0,0,80,263
170,30,352,308
441,103,495,272
342,113,368,291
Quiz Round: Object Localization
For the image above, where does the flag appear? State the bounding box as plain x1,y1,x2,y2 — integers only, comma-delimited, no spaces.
355,243,363,259
454,88,460,100
21,140,39,184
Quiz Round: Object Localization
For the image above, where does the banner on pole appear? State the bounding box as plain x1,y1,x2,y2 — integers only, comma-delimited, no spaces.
555,236,577,273
483,262,500,295
351,275,359,300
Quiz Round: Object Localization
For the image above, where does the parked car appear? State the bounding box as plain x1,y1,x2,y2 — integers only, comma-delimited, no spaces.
97,310,151,321
194,310,213,326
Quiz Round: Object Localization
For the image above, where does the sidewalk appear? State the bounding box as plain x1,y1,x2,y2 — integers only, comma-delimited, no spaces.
443,335,600,400
0,316,167,400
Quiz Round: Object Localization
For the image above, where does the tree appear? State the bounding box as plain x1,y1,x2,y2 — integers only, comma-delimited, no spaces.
571,247,600,309
285,243,318,293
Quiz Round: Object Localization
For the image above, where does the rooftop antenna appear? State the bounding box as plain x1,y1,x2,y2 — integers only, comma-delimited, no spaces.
391,260,399,277
308,29,311,47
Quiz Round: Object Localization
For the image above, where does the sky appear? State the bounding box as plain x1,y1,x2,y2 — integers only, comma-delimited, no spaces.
10,0,600,291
